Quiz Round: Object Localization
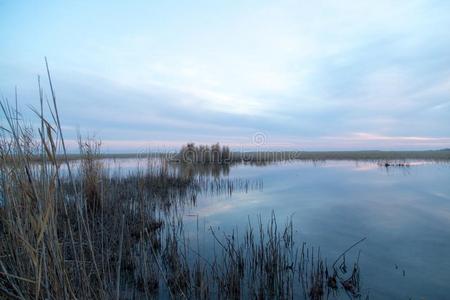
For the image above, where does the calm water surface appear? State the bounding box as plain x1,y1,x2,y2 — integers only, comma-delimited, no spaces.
106,159,450,299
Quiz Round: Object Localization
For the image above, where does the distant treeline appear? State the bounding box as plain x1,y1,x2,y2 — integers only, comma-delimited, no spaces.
170,145,450,165
175,143,231,164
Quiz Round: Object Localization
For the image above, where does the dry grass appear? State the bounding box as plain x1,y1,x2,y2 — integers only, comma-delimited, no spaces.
0,64,366,299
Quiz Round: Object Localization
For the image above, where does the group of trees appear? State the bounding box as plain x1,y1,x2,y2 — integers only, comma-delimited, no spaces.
178,143,231,164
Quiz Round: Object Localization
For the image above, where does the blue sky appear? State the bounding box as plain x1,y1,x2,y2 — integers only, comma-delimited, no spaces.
1,0,450,151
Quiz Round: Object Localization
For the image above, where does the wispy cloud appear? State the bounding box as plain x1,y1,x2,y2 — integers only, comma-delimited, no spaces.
1,0,450,150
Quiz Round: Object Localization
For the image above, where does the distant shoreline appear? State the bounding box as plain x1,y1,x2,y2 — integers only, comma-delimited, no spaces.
36,149,450,162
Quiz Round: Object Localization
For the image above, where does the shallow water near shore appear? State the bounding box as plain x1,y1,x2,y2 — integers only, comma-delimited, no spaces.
98,159,450,299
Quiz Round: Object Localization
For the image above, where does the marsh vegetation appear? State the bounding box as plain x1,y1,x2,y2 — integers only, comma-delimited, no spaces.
0,70,372,299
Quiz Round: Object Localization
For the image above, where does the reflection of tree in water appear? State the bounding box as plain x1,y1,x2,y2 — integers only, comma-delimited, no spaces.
172,162,230,178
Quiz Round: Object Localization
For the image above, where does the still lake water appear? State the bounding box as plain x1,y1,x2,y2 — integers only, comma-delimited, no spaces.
105,159,450,299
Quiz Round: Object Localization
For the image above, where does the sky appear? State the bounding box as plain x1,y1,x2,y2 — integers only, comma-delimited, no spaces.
1,0,450,152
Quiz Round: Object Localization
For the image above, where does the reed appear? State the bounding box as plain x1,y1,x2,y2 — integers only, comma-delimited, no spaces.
0,65,366,299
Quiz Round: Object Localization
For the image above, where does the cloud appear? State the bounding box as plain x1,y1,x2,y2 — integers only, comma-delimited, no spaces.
1,0,450,150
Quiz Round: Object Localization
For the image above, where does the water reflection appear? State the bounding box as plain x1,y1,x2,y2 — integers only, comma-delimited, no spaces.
53,158,450,298
176,160,450,299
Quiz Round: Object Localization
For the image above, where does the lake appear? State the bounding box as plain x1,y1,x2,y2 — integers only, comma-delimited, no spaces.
99,158,450,299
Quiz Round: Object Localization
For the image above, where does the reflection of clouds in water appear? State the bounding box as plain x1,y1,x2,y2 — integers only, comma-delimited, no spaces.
430,192,450,200
352,164,379,171
193,195,263,218
165,159,450,298
101,158,164,170
304,160,379,171
317,160,440,172
408,161,434,166
412,192,450,222
419,204,450,223
195,202,235,218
